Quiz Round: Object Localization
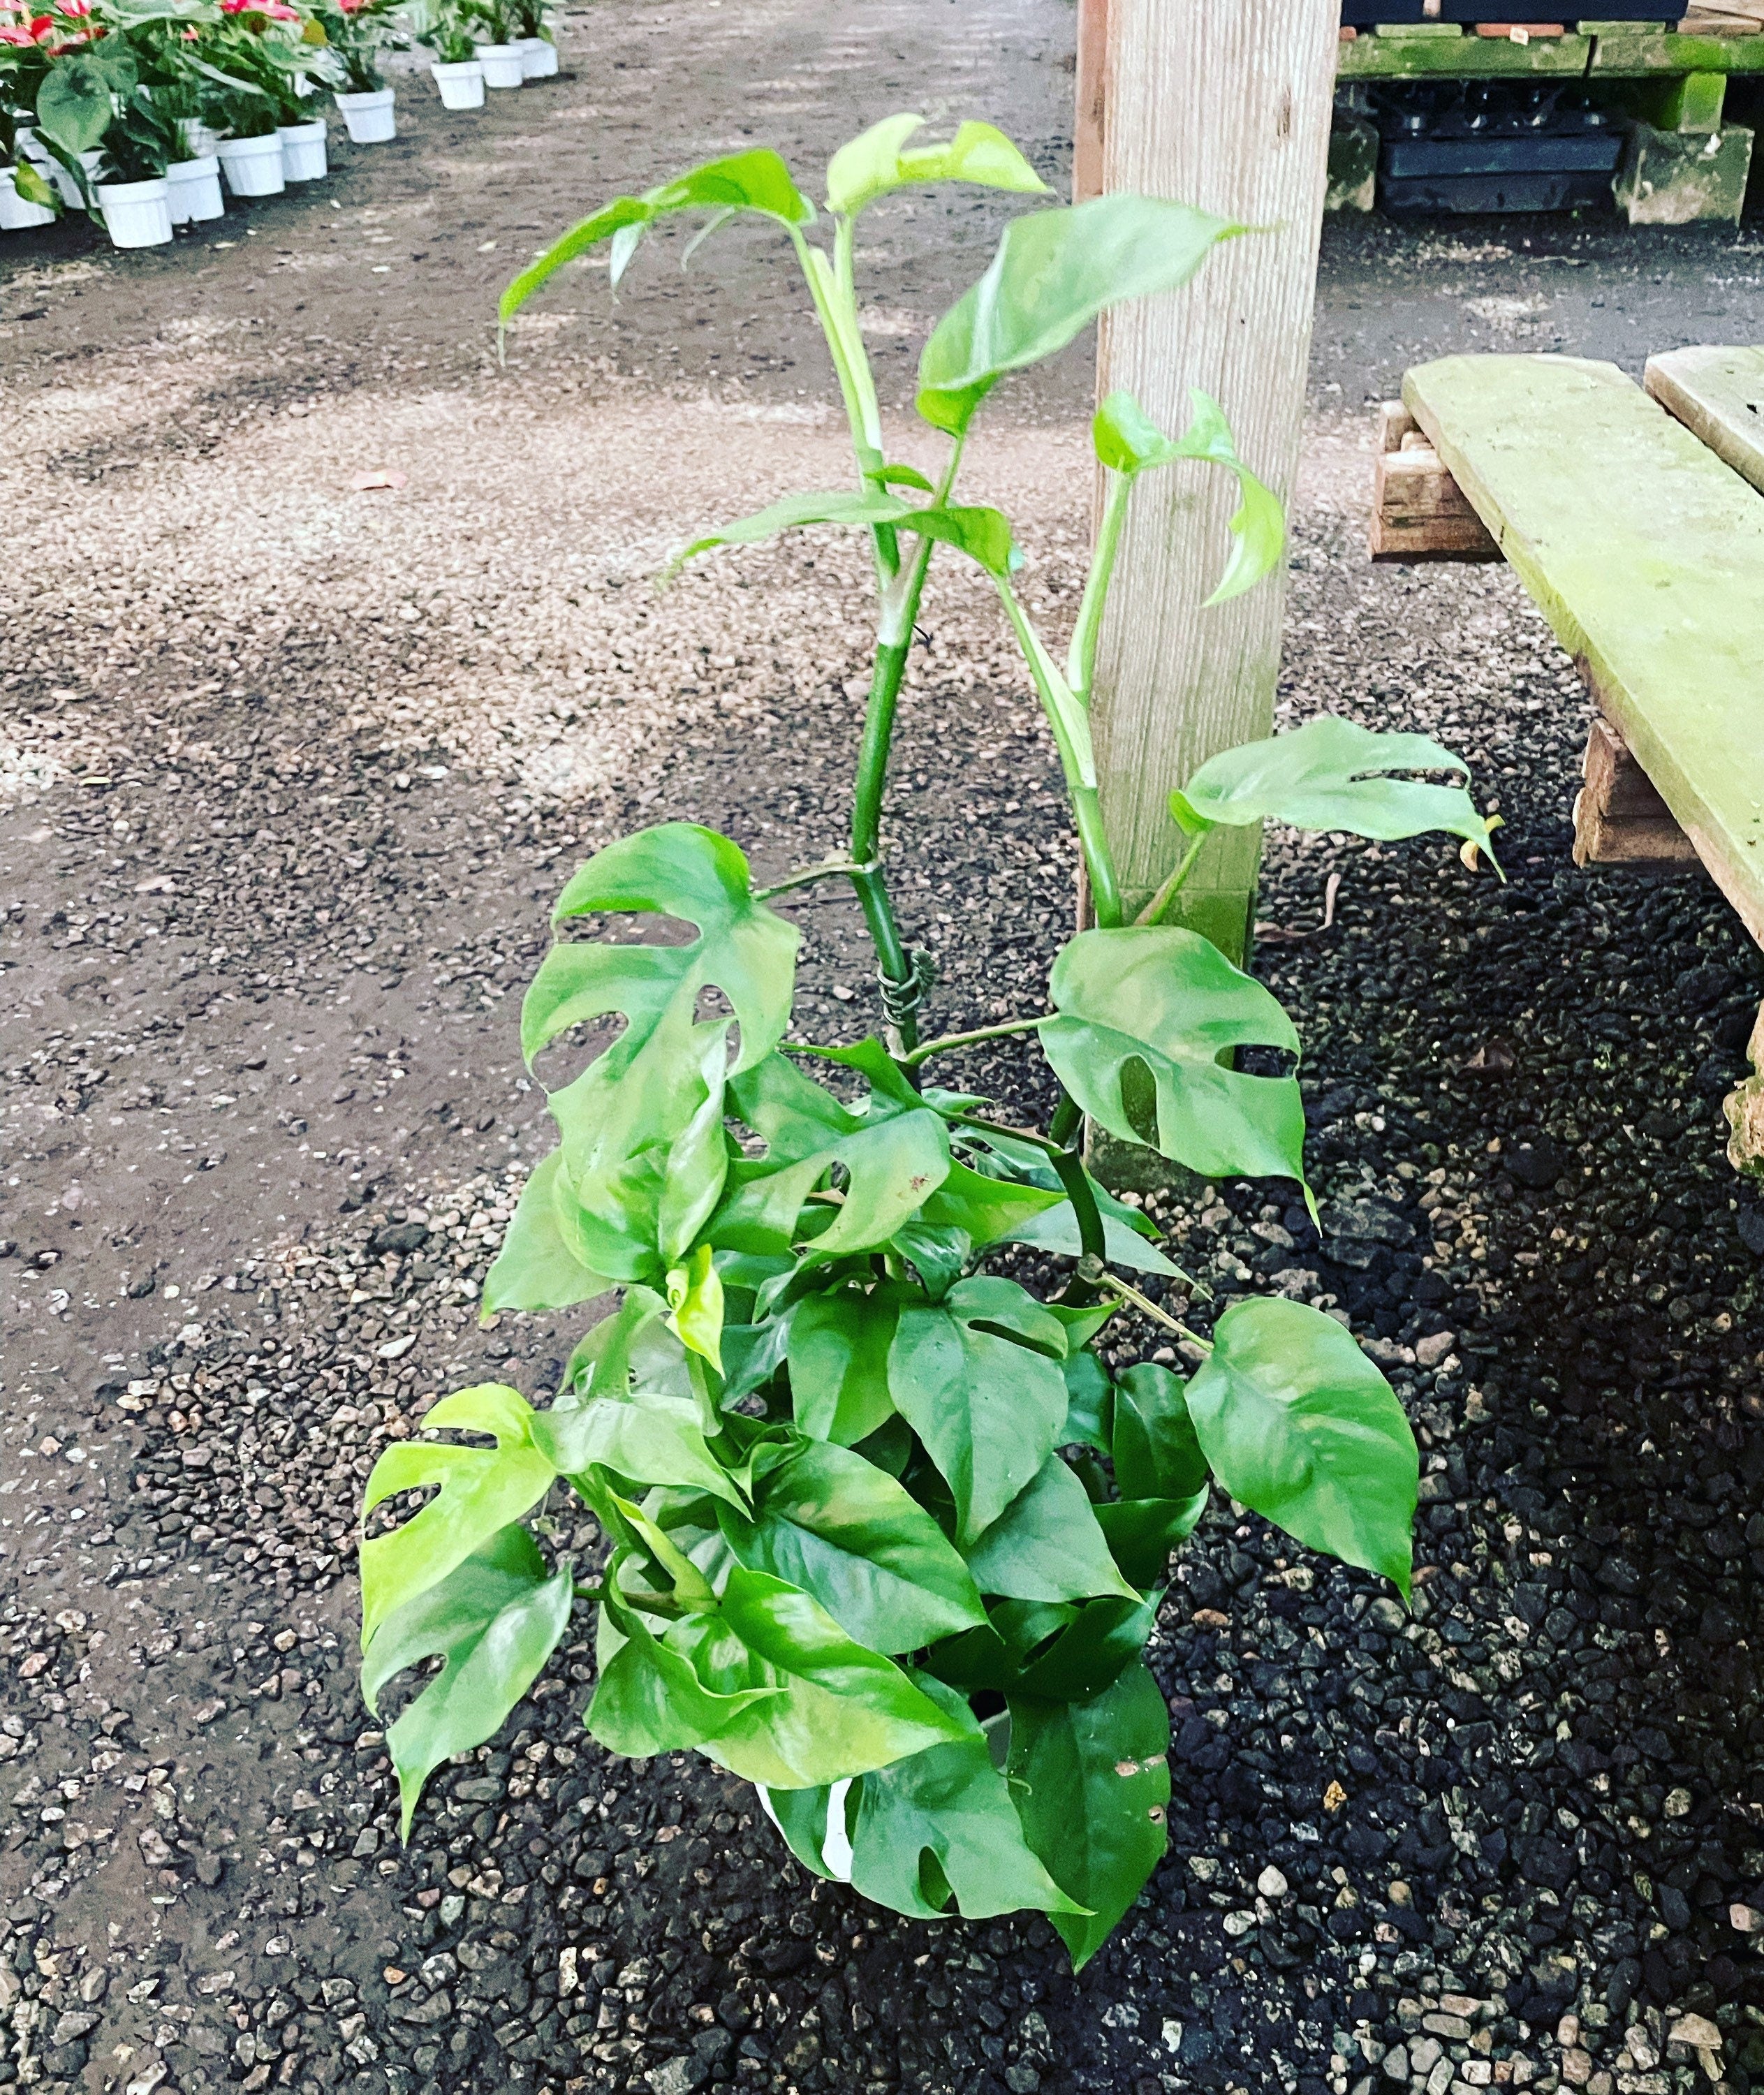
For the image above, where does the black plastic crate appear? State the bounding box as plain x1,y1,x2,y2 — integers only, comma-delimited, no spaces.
1342,3,1682,22
1372,82,1623,210
1380,168,1619,209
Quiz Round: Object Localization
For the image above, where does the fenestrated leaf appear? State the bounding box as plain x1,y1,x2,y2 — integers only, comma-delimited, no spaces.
587,1588,783,1759
888,1276,1071,1545
826,112,1048,218
531,825,798,1078
963,1455,1138,1604
1008,1658,1172,1971
1039,925,1307,1189
483,1149,615,1315
842,1674,1086,1920
362,1527,573,1837
1093,387,1285,606
787,1284,905,1446
360,1385,557,1647
500,149,813,323
1171,714,1501,865
664,1567,973,1786
719,1438,986,1654
1185,1295,1417,1597
917,195,1240,437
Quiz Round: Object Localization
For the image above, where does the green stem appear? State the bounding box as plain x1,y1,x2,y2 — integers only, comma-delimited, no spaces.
1048,1094,1082,1147
904,1016,1045,1068
1095,1270,1213,1353
1066,470,1132,704
1135,828,1209,927
1071,786,1124,929
1052,1147,1107,1307
754,856,875,902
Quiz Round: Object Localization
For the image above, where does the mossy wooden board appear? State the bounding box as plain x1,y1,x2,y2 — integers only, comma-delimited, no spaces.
1589,31,1764,71
1402,354,1764,948
1645,346,1764,495
1337,33,1590,77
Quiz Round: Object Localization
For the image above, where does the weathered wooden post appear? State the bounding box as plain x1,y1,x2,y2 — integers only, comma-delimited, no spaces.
1087,0,1342,960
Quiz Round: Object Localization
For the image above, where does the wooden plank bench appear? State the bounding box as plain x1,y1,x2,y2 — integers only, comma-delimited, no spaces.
1368,349,1764,1174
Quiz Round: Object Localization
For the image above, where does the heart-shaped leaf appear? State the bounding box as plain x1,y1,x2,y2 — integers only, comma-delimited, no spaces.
1172,714,1501,865
360,1384,557,1645
483,1149,614,1315
1039,925,1307,1188
963,1455,1139,1604
888,1276,1071,1545
826,112,1047,218
917,195,1240,437
787,1284,905,1446
1185,1295,1417,1597
362,1526,573,1837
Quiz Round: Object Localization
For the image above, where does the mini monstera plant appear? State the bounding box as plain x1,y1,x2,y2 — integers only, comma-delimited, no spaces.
357,115,1501,1969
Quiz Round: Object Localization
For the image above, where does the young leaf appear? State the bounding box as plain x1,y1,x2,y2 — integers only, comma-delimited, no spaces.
962,1455,1139,1603
558,1286,691,1401
483,1148,615,1316
1171,714,1501,865
360,1385,557,1646
1184,1295,1418,1598
826,113,1047,219
666,1240,726,1371
917,196,1241,437
719,1438,987,1654
666,1567,973,1787
888,1276,1071,1545
787,1285,904,1446
533,1390,746,1510
362,1527,573,1837
501,149,813,324
1092,387,1285,606
587,1590,783,1760
1040,925,1307,1189
669,490,912,575
1008,1659,1173,1971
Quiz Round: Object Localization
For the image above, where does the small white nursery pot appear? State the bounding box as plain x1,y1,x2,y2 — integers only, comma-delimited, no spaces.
216,131,286,198
477,42,526,89
164,155,224,226
517,35,557,77
96,176,172,249
277,118,328,182
335,86,396,143
430,59,485,110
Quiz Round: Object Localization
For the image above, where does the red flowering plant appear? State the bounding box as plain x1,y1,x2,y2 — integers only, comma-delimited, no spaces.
205,0,325,128
310,0,402,96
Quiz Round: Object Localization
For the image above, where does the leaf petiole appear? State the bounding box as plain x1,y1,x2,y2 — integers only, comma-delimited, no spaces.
755,856,879,901
1134,829,1208,927
1089,1265,1213,1355
902,1015,1046,1068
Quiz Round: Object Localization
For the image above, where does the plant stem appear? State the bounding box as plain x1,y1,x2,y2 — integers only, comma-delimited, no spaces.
1048,1094,1082,1147
1052,1146,1106,1304
903,1015,1046,1068
1093,1269,1214,1353
1135,829,1208,927
1066,471,1131,703
755,856,875,902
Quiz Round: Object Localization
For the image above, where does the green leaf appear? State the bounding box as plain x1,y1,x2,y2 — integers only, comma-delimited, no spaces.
559,1286,692,1401
10,160,58,212
787,1285,904,1446
1061,1348,1114,1454
533,825,797,1079
666,1240,726,1371
1173,714,1501,865
1093,387,1285,606
483,1148,614,1315
362,1527,573,1838
534,1389,745,1510
1007,1197,1179,1277
669,490,911,575
917,195,1240,437
587,1587,783,1759
360,1385,557,1647
1040,925,1307,1189
719,1439,986,1654
38,50,136,154
1094,1493,1208,1592
888,1276,1071,1545
1008,1659,1172,1970
1014,1592,1159,1702
964,1455,1139,1603
1185,1295,1418,1598
759,1781,845,1881
1112,1362,1207,1501
666,1568,973,1786
501,149,812,324
826,112,1048,218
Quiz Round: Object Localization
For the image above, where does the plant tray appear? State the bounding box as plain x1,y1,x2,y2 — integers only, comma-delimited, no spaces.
1341,3,1682,20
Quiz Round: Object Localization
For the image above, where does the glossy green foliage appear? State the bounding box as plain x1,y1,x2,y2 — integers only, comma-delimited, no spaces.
1041,927,1308,1190
918,196,1241,436
1173,713,1503,864
353,109,1467,1972
38,37,138,154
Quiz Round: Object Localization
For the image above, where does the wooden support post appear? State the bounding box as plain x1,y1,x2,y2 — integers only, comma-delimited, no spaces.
1074,0,1109,205
1571,716,1702,868
1089,0,1341,960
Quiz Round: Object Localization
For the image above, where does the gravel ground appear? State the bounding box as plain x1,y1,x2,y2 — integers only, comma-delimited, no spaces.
6,4,1764,2095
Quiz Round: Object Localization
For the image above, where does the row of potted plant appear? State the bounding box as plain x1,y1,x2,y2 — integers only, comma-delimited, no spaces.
0,0,557,250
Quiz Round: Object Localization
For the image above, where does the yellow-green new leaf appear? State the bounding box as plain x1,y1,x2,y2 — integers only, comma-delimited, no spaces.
827,113,1047,218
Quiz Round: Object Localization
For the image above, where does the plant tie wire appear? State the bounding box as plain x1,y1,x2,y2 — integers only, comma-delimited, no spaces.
877,946,937,1027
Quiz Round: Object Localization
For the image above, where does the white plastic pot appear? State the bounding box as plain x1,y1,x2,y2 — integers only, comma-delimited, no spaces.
216,131,286,198
177,116,222,161
430,58,485,109
517,34,557,76
335,85,396,142
96,176,172,249
31,143,102,210
277,118,328,182
165,154,224,226
0,163,57,230
477,42,525,88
